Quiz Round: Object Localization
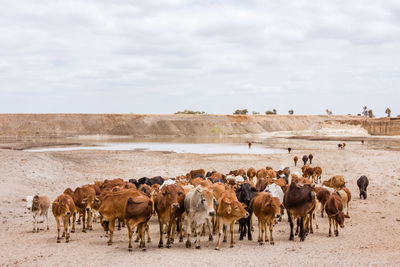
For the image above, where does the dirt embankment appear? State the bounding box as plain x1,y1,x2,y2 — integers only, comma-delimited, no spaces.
0,114,377,140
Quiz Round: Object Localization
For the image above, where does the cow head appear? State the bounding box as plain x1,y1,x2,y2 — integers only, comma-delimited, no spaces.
196,186,215,216
82,196,98,212
57,196,72,216
263,196,281,217
32,195,40,213
162,185,180,209
334,211,345,228
221,197,249,219
236,183,257,205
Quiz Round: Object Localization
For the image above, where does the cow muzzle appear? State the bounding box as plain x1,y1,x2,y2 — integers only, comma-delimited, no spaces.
340,225,345,229
244,212,250,218
209,211,215,216
86,208,91,212
172,204,179,209
66,212,71,216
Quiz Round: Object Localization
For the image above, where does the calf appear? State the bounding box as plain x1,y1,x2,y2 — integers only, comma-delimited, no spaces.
357,175,369,199
52,194,76,243
125,193,153,252
73,186,98,232
154,184,185,248
312,166,322,184
215,189,249,250
336,188,351,218
316,187,331,218
236,183,257,241
184,185,216,249
31,195,50,233
308,154,313,164
325,193,345,236
264,183,284,220
252,192,281,245
283,182,315,241
247,167,256,182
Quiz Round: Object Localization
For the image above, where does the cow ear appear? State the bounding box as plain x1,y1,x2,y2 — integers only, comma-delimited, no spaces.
95,198,100,204
241,203,247,208
222,198,232,205
251,187,257,192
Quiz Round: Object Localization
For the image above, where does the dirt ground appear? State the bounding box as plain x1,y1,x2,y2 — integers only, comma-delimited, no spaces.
1,139,400,266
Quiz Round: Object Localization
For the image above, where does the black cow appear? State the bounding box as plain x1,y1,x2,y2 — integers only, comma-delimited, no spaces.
288,147,292,154
150,176,164,186
283,182,315,242
236,183,258,241
308,154,313,164
302,155,308,166
128,178,139,188
357,176,369,199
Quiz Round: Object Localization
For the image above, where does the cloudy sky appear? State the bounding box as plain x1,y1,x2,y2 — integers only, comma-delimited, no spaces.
1,0,399,116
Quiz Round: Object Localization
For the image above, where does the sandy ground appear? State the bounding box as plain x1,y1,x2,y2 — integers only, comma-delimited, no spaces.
1,139,400,266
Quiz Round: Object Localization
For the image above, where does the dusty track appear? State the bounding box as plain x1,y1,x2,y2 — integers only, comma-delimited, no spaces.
0,140,400,266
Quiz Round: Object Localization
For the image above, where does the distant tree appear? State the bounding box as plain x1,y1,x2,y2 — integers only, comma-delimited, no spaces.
272,109,277,114
385,108,391,117
362,106,368,117
175,110,205,114
265,110,275,115
326,109,333,115
288,109,294,115
233,109,248,115
252,111,260,115
368,109,374,118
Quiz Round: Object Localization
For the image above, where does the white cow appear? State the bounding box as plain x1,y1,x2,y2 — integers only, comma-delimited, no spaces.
184,185,216,249
264,183,284,203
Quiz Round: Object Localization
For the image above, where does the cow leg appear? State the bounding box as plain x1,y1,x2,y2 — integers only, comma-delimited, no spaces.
321,204,324,218
299,217,305,241
127,223,133,252
335,221,339,236
314,212,319,230
56,218,61,243
107,219,115,245
250,214,254,231
223,224,227,243
309,214,314,234
63,216,70,243
32,214,36,233
268,222,274,245
328,217,332,237
135,227,140,243
82,211,86,233
239,219,244,240
247,217,252,241
158,221,164,248
117,219,121,231
215,221,222,250
196,223,202,249
295,218,300,236
258,220,263,244
185,217,192,248
288,213,294,241
229,222,235,248
264,222,269,243
146,223,151,243
207,218,213,241
179,216,184,242
201,223,206,236
138,224,146,250
45,211,49,230
71,212,76,233
166,220,173,248
87,209,93,230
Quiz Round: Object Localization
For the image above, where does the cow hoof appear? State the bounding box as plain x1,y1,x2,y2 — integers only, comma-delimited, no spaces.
142,248,147,252
215,247,220,251
32,230,36,233
128,248,132,252
289,236,294,241
186,241,191,248
47,227,49,231
300,237,305,242
158,243,163,248
259,242,263,245
107,241,113,246
66,239,69,243
57,239,61,243
71,230,75,233
208,236,213,241
82,229,86,233
89,227,93,231
134,239,139,243
239,237,243,241
270,242,275,245
179,238,183,242
230,245,234,248
316,226,319,230
196,246,200,249
248,237,252,241
223,239,227,243
147,240,151,243
328,233,332,237
166,244,171,248
310,230,313,234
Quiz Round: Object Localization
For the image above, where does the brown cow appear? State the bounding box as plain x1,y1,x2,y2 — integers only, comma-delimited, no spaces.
302,165,313,178
293,156,298,166
31,195,50,232
266,169,277,179
255,178,268,192
256,168,267,179
247,167,256,182
325,193,345,236
52,194,76,243
323,175,346,190
189,169,206,179
99,188,141,245
312,166,322,184
125,194,153,252
283,182,315,241
337,188,351,218
72,186,98,232
316,187,331,218
215,189,249,250
252,192,281,245
228,169,246,177
154,184,185,248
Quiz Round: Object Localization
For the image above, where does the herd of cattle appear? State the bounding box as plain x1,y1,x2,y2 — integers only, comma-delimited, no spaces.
26,154,370,251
